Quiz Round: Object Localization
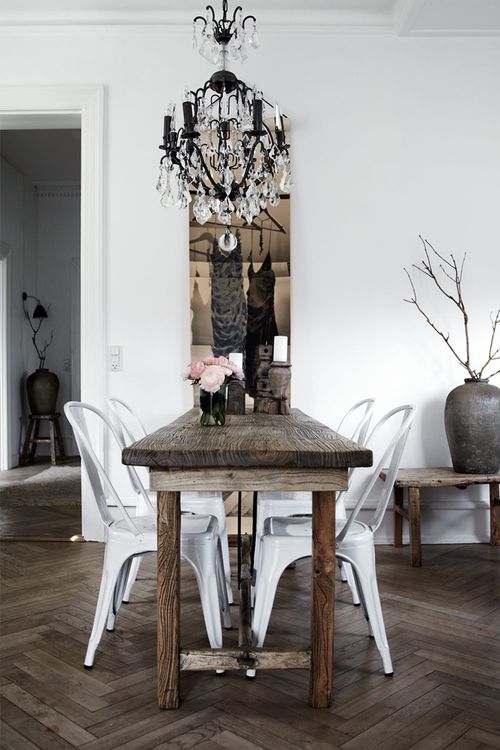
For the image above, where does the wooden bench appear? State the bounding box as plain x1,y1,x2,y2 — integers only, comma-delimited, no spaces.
379,467,500,567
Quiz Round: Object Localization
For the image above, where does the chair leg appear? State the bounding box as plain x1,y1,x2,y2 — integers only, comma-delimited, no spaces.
251,532,264,607
29,419,40,463
216,540,232,630
338,560,348,582
85,546,130,668
54,417,66,460
339,549,393,675
48,419,57,465
187,542,223,649
252,540,302,648
20,417,35,465
343,561,361,606
122,555,142,603
107,558,132,631
218,525,234,605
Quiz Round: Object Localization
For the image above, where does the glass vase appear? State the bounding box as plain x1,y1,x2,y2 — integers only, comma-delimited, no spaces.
199,385,227,426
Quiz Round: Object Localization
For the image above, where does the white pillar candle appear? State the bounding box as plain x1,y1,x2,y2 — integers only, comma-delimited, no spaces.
229,352,243,369
273,336,288,363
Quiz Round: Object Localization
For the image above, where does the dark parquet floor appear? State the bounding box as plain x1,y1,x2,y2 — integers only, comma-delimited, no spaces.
1,506,499,749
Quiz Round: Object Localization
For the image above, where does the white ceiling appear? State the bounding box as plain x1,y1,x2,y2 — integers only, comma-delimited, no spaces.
0,0,498,35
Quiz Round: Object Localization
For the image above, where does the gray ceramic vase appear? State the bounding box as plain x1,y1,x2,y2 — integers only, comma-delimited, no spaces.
444,379,500,474
26,368,59,415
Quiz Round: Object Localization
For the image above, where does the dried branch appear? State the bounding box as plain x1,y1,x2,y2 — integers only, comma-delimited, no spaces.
478,310,500,379
23,298,53,369
404,240,499,381
403,268,474,377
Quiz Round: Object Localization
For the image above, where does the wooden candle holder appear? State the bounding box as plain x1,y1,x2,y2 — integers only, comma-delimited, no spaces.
253,344,291,415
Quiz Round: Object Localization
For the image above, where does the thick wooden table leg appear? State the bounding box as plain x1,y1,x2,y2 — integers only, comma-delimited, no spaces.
310,490,336,708
393,485,404,547
157,490,181,709
408,487,422,567
490,483,500,545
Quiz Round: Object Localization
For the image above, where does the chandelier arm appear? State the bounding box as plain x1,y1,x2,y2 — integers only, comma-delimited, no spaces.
190,141,220,191
193,15,207,30
241,13,256,27
206,5,216,23
234,137,262,189
230,5,243,24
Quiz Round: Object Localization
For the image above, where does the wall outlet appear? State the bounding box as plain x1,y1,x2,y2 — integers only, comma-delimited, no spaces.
109,345,122,371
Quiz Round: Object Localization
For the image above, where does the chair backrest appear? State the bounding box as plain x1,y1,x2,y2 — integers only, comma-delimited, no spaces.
64,401,154,535
107,397,147,445
336,404,415,544
337,397,376,447
107,397,153,501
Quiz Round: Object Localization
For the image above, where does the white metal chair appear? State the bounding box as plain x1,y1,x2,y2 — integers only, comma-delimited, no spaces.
250,404,415,678
252,398,376,596
107,397,234,604
65,401,231,669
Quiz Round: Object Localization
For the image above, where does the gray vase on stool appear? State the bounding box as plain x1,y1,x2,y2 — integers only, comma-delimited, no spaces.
26,368,60,415
445,379,500,474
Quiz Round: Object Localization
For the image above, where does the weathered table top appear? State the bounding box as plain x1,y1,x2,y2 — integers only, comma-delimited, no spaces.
380,466,500,487
122,408,372,470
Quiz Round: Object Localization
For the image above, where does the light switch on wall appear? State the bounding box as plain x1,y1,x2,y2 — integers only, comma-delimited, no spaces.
109,345,122,371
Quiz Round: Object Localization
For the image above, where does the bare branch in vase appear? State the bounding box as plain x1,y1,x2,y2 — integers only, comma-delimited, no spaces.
404,239,499,381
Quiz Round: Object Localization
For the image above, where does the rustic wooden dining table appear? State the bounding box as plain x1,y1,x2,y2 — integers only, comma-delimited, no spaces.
122,408,372,709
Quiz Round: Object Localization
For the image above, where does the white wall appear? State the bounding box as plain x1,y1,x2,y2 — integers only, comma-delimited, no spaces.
0,155,37,467
1,28,498,539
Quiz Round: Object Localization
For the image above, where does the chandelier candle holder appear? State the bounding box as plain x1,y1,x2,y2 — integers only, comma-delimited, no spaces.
157,0,291,243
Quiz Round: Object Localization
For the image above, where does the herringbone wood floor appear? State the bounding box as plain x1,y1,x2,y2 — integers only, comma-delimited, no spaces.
1,512,499,749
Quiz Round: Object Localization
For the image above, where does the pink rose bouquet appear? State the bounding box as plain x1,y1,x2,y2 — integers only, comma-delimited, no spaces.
185,354,244,392
185,354,244,426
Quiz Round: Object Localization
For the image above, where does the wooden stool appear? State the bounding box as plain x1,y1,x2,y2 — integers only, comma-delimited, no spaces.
20,413,66,466
380,467,500,567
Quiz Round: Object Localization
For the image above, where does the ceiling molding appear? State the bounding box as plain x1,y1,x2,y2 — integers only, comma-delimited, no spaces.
0,2,498,36
34,181,81,198
0,8,394,32
402,26,500,37
393,0,427,36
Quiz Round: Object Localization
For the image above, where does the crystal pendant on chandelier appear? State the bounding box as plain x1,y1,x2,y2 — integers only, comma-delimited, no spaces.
156,0,291,230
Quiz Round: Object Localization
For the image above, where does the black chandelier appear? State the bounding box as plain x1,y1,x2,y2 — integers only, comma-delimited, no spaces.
157,0,291,245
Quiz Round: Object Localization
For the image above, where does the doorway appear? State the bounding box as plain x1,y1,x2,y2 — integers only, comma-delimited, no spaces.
0,86,104,541
0,125,82,538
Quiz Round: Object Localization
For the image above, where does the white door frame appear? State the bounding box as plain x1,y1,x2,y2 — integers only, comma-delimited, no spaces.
0,253,9,471
0,85,105,540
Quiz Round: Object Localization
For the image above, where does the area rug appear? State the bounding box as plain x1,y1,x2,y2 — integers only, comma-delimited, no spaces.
0,466,81,507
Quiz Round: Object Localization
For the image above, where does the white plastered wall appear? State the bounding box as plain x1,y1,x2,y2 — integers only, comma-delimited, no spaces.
0,28,499,541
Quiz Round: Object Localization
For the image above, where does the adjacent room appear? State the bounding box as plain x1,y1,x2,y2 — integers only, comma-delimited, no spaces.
0,1,499,748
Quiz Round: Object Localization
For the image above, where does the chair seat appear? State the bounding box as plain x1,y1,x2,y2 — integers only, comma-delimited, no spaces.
111,513,218,541
110,515,156,538
263,515,369,542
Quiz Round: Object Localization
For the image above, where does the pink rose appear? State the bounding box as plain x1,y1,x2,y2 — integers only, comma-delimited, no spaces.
186,361,206,380
200,365,226,393
203,355,229,366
